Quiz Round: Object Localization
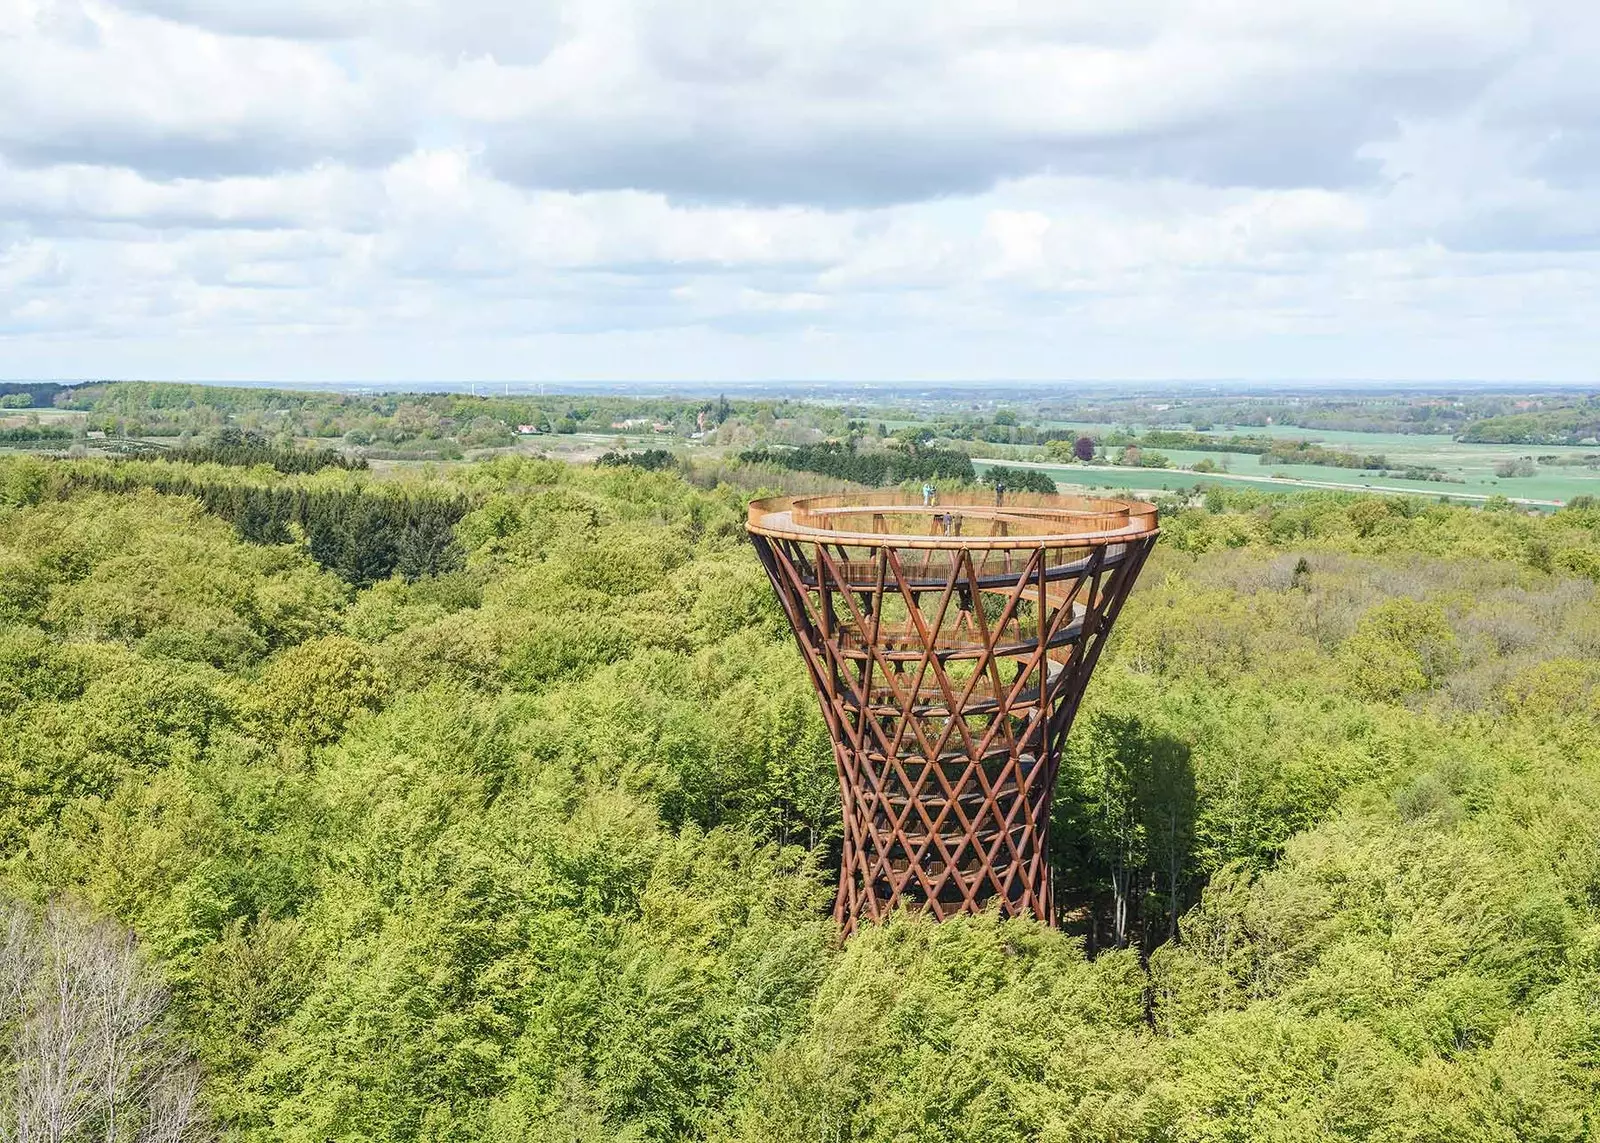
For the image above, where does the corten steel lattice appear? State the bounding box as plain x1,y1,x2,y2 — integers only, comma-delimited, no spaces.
747,490,1159,934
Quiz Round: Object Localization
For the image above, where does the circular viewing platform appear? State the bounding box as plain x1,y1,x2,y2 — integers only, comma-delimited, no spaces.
746,490,1159,550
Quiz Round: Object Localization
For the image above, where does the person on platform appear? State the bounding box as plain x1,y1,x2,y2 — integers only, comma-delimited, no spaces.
922,481,936,507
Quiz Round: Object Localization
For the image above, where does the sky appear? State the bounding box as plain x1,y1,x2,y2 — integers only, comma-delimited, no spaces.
2,0,1598,385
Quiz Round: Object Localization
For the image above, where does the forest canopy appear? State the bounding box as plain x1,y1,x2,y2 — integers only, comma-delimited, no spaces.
0,451,1597,1141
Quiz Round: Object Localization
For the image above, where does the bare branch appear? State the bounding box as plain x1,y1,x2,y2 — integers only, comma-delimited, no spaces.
0,900,209,1143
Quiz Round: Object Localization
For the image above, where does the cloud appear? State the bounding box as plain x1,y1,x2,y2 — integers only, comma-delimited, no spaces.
117,0,564,61
455,0,1528,206
0,0,1598,380
0,1,412,177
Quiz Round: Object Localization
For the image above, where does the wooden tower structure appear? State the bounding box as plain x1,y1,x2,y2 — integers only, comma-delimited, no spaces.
746,489,1159,933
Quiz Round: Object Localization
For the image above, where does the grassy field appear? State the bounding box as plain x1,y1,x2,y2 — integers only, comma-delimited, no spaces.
977,424,1599,506
974,449,1584,507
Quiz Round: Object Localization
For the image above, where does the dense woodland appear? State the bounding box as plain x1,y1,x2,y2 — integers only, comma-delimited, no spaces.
0,449,1599,1140
1460,402,1600,445
737,442,977,486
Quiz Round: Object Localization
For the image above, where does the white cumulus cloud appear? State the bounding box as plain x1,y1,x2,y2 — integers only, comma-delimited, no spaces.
0,0,1597,381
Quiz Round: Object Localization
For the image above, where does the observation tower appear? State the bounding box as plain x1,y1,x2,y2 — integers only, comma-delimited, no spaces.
747,490,1159,933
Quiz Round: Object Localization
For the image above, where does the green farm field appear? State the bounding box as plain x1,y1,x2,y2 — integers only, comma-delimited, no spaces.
982,429,1600,506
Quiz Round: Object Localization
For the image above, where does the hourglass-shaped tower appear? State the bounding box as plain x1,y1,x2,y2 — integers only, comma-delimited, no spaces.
747,490,1159,933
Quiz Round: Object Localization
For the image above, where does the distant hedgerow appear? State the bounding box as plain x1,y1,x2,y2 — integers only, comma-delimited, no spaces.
165,428,366,475
597,449,677,471
739,442,974,486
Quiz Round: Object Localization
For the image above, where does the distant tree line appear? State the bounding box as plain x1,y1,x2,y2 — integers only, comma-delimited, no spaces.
0,426,73,444
60,380,765,450
1461,402,1600,445
164,428,365,474
1047,393,1472,435
0,382,68,408
739,442,975,485
1114,448,1174,469
1538,452,1598,466
596,449,677,471
1258,442,1387,469
1100,430,1277,454
1375,466,1458,484
1083,431,1388,471
980,465,1058,494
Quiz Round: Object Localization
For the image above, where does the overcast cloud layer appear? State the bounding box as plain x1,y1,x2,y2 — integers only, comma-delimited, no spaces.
2,0,1598,382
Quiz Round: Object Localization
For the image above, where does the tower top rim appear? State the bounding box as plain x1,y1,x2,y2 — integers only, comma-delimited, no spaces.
747,490,1159,550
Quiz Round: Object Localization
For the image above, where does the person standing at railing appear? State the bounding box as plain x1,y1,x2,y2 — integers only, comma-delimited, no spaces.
922,481,936,507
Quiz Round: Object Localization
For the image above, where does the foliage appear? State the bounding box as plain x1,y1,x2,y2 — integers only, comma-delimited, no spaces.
50,381,796,455
1113,446,1172,468
1087,431,1389,469
164,429,364,475
1494,457,1538,479
9,459,470,587
0,455,1597,1141
1337,598,1459,701
0,426,72,444
1462,401,1600,444
738,443,974,486
246,636,388,751
1258,442,1388,469
1109,429,1277,454
0,383,65,409
979,465,1058,494
596,449,677,472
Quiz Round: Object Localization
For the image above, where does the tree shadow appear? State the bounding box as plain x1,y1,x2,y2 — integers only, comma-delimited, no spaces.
1052,715,1196,960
